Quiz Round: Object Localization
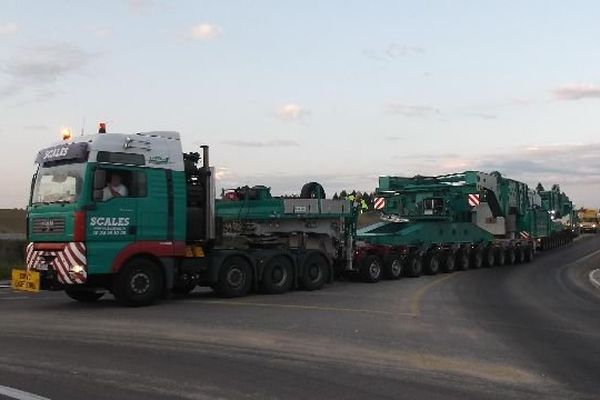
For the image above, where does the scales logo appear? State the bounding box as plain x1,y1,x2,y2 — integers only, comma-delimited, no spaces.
43,147,69,160
90,217,131,236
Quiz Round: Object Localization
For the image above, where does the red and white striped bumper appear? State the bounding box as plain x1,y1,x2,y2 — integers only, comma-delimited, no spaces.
26,242,87,285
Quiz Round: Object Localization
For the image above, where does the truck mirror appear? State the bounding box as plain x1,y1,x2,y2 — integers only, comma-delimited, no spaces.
94,169,106,190
93,189,104,202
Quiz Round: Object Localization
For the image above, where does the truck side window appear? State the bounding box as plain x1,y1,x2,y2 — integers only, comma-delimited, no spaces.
96,169,147,201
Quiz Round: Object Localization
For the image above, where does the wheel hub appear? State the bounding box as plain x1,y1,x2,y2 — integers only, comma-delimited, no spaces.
130,272,150,295
227,267,244,288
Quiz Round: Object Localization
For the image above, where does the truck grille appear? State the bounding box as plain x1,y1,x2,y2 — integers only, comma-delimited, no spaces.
32,218,66,234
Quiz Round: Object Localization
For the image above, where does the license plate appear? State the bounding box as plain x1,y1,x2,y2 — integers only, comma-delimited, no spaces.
11,269,40,293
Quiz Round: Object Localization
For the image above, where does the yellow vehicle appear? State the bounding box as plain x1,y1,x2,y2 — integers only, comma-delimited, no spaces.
578,208,599,233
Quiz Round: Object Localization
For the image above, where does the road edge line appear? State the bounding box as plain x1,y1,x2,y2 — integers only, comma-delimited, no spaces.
0,385,51,400
589,268,600,290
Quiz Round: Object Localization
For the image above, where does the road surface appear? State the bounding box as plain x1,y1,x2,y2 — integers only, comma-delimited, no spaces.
1,235,599,400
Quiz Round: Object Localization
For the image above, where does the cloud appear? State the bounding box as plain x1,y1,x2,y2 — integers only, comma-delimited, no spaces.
24,125,50,131
186,23,222,40
86,27,111,38
0,43,90,99
385,135,404,142
363,43,424,62
276,103,309,121
127,0,156,15
0,22,18,37
553,84,600,100
464,112,498,120
222,139,299,148
385,103,441,117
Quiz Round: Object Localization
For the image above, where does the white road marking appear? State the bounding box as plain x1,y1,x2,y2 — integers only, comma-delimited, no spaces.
0,385,50,400
589,268,600,290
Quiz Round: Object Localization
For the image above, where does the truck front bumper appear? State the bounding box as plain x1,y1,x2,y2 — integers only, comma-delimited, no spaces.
26,242,88,286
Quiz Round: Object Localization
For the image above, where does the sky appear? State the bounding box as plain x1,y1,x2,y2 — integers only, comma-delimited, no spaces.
1,0,600,208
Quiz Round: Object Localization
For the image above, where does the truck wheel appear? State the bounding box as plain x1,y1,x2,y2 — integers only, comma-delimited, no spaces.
383,254,403,280
456,250,470,271
112,258,164,307
406,255,422,277
65,288,105,302
506,247,516,265
515,246,525,264
483,247,495,267
360,255,383,283
423,253,440,275
442,251,456,273
261,255,294,294
301,253,328,290
470,247,483,269
495,248,506,266
216,256,253,298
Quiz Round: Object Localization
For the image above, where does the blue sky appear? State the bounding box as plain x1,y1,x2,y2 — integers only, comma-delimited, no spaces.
1,0,600,208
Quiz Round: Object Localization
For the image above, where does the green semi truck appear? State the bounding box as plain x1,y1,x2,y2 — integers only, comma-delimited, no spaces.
17,127,577,305
20,127,357,305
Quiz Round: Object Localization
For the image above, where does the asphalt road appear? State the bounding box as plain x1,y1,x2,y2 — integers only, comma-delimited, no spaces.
1,236,599,400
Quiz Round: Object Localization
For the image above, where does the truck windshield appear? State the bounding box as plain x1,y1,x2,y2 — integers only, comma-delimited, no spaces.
31,162,85,204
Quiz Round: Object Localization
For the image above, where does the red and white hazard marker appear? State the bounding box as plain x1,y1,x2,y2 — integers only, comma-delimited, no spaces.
519,231,531,239
468,193,480,207
374,197,385,210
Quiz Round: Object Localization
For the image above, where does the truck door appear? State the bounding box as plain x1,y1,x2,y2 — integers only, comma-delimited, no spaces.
86,166,147,274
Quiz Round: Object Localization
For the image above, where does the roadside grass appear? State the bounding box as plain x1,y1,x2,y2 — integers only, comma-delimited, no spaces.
0,262,22,280
0,240,26,280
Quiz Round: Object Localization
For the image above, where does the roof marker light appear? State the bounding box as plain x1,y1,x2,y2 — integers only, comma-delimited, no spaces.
99,122,106,134
61,128,72,141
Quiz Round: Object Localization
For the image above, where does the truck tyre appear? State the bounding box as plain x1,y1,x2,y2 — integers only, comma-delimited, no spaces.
261,255,294,294
300,182,326,199
515,246,525,264
383,254,403,280
405,254,422,277
495,248,505,266
301,253,328,290
506,247,516,265
524,246,534,263
442,251,456,273
112,258,164,307
65,288,105,302
483,247,495,267
456,250,470,271
423,253,440,275
360,255,383,283
216,256,253,298
470,247,483,269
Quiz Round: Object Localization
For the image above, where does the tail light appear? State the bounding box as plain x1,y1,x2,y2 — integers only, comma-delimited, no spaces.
74,211,86,241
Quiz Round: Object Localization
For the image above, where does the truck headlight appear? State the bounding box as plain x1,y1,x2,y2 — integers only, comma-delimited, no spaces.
70,265,84,274
593,224,597,228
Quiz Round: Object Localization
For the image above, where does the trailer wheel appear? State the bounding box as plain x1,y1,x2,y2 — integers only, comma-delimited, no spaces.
515,246,525,264
506,247,516,265
483,247,495,268
216,256,253,298
301,253,328,290
524,246,534,263
360,255,383,283
442,251,456,273
300,182,326,199
383,254,403,280
423,253,440,275
406,254,422,277
65,288,105,303
261,255,294,294
112,258,164,307
456,250,470,271
470,247,483,269
495,248,506,266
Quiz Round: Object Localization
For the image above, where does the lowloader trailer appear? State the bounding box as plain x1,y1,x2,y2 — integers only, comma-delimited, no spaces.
354,171,577,282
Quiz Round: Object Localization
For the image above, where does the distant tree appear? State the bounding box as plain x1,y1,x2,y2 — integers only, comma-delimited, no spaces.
551,184,560,192
535,183,544,193
340,190,348,198
332,192,339,200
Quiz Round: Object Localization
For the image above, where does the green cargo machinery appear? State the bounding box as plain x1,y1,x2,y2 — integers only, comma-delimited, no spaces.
353,171,576,282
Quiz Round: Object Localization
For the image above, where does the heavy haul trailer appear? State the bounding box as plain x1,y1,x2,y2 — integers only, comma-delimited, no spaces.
353,171,573,281
22,128,355,306
536,185,579,246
